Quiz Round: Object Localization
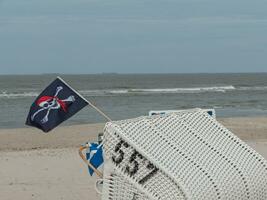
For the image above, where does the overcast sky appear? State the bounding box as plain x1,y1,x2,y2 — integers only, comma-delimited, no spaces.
0,0,267,74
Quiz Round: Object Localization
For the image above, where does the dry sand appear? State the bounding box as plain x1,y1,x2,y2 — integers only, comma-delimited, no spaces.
0,148,101,200
1,117,267,200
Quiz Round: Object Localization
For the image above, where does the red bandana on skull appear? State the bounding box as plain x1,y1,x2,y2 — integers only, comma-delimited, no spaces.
36,96,68,112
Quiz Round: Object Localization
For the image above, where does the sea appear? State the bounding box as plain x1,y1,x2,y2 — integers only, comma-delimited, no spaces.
0,73,267,129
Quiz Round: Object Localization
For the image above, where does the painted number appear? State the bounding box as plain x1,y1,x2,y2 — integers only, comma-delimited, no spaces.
138,163,159,184
112,139,129,164
126,150,143,176
112,138,158,185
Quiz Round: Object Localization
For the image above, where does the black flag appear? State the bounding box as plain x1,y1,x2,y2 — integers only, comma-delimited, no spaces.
26,77,88,132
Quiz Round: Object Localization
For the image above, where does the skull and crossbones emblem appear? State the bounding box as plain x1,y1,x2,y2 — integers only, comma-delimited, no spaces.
31,86,75,124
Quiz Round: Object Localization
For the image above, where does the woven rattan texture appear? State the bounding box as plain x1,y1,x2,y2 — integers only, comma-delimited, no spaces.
102,132,186,200
101,161,151,200
102,109,267,200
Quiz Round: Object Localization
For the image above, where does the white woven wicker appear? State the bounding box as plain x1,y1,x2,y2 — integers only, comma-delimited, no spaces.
148,108,216,119
102,108,267,200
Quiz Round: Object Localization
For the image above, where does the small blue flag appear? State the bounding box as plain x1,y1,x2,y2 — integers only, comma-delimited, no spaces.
86,143,104,176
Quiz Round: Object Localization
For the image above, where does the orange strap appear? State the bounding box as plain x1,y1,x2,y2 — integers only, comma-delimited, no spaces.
78,145,103,178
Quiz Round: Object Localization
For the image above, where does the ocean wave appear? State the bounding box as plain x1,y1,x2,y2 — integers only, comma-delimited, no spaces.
0,86,237,98
238,86,267,91
128,86,236,93
81,86,236,95
0,92,39,98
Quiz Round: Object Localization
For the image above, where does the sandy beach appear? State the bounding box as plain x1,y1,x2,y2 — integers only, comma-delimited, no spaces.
1,117,267,200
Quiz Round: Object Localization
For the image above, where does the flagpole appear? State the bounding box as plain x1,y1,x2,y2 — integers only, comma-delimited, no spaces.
57,76,112,122
57,76,110,178
87,101,112,122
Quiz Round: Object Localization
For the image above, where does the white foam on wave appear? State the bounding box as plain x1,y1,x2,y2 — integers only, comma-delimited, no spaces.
0,92,39,98
3,85,267,98
80,86,236,95
0,86,237,98
238,86,267,91
128,86,236,93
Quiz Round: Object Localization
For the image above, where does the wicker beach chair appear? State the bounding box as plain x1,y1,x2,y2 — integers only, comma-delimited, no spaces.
100,108,267,200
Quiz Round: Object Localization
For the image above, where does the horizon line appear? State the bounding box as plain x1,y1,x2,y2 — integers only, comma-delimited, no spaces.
0,72,267,76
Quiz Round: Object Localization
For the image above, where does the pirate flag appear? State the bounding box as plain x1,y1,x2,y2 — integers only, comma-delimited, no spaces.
26,77,88,132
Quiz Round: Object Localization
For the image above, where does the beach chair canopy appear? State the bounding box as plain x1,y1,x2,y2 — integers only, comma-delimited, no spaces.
102,108,267,200
148,108,216,119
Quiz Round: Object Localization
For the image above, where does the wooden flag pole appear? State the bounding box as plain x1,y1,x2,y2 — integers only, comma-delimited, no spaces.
57,76,112,122
57,76,110,178
79,145,103,178
78,101,110,178
87,101,112,122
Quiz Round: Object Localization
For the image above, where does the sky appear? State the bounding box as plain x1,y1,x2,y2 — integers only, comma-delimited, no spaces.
0,0,267,74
